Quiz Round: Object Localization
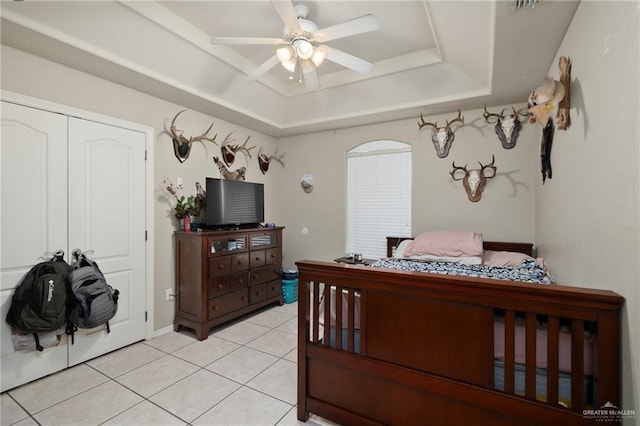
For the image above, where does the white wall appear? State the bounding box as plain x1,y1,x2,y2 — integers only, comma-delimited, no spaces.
0,45,279,331
534,1,639,418
275,106,539,269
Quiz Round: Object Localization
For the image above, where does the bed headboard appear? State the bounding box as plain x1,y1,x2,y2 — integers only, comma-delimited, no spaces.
386,236,534,258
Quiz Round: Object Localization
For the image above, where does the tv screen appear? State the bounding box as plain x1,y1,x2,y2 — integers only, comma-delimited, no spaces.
205,178,264,227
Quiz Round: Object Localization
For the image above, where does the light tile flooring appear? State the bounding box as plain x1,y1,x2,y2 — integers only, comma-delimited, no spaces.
1,302,337,426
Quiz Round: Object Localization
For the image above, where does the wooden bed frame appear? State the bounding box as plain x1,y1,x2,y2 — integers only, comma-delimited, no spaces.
296,238,624,425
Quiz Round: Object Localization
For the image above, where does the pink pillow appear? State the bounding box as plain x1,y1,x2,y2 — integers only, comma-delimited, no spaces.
403,231,483,257
483,250,546,268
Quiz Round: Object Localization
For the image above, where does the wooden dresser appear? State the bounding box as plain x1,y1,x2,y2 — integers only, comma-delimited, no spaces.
174,227,284,340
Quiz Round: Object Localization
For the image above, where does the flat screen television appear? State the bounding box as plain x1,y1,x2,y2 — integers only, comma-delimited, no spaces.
205,177,264,227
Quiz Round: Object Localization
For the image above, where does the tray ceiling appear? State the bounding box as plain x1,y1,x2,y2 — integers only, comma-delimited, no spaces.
0,1,579,137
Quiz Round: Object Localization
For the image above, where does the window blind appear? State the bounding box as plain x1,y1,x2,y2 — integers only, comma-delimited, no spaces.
347,141,412,259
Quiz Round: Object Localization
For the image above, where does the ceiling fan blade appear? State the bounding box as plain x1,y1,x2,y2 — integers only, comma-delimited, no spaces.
271,0,301,33
314,15,380,42
247,55,281,80
211,37,287,46
324,46,374,75
301,60,320,90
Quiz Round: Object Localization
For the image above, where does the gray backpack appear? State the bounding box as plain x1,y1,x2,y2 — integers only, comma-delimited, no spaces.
66,249,119,342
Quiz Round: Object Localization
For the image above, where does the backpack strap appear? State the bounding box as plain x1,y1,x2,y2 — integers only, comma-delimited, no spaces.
66,322,78,345
33,333,43,352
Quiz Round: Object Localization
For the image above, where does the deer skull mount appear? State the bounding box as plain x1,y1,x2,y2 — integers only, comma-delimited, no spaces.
258,147,286,175
527,68,568,184
169,110,217,163
450,155,497,202
419,109,465,158
221,135,256,166
483,106,527,149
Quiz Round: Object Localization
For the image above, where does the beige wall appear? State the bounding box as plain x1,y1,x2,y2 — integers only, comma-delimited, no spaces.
0,45,279,331
275,107,539,269
534,1,639,418
3,2,638,414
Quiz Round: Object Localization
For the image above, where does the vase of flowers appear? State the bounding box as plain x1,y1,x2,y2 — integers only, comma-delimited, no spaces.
163,179,206,231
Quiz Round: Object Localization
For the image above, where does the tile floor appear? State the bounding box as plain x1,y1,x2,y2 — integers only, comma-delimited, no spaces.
1,302,337,426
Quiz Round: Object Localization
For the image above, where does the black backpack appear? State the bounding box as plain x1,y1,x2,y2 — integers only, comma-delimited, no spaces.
66,249,119,343
6,251,72,351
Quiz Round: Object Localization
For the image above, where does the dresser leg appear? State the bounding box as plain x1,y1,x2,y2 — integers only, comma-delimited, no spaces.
196,325,209,341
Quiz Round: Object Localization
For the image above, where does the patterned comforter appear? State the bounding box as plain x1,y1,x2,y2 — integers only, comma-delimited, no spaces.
370,258,553,285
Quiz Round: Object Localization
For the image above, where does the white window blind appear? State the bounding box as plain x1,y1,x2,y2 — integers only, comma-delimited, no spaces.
347,140,412,259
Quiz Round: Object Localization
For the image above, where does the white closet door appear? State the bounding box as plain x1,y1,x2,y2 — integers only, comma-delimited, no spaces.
0,102,69,392
67,117,147,365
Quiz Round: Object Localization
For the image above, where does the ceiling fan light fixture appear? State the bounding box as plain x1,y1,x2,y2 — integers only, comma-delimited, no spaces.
276,46,294,62
311,45,328,67
282,58,297,73
293,39,314,60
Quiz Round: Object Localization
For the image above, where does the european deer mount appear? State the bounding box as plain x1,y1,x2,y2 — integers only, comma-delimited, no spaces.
527,69,567,184
213,156,246,181
169,110,217,163
222,135,256,166
418,109,465,158
483,106,528,150
450,155,497,202
258,147,286,174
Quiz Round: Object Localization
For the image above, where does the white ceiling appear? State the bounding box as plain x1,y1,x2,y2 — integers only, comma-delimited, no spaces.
0,0,579,137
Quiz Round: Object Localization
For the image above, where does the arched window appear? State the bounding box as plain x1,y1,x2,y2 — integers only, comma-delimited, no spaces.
347,140,412,259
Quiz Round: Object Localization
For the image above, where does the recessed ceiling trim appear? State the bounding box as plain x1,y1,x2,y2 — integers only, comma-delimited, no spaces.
0,6,290,130
121,0,445,98
280,87,492,130
285,48,442,96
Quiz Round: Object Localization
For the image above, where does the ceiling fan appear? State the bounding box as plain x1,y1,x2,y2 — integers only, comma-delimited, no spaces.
211,1,379,91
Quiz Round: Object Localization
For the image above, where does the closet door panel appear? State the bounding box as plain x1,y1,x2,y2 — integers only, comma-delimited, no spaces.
0,102,68,291
0,102,68,392
67,118,146,365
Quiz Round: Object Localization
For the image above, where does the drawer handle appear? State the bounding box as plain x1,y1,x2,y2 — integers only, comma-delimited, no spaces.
218,264,224,270
270,254,276,259
255,257,261,261
212,305,217,311
240,296,245,301
217,284,224,290
238,279,244,284
252,275,257,280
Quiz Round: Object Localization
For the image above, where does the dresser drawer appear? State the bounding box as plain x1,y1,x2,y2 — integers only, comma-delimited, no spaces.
250,250,266,268
266,279,282,299
265,248,281,265
228,271,248,292
208,256,231,278
250,284,267,304
231,252,249,272
250,263,281,286
207,277,229,299
208,289,249,320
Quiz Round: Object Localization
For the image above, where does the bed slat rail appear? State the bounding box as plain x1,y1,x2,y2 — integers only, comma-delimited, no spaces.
297,261,624,425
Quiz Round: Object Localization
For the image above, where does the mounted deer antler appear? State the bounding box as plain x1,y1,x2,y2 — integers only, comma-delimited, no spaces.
483,105,527,150
221,135,256,166
258,146,286,174
450,155,497,202
170,110,217,163
418,109,464,158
